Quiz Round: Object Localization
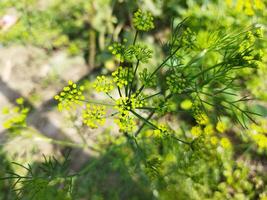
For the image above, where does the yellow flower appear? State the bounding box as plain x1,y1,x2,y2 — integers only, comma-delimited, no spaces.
153,124,168,138
93,76,114,93
220,137,231,149
54,80,85,111
210,136,219,145
180,99,192,110
16,97,24,105
115,113,136,133
191,126,202,137
82,104,106,129
216,121,227,133
204,124,214,135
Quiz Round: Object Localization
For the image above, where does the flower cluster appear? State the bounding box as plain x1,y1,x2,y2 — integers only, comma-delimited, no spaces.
82,104,106,129
153,124,169,138
152,96,174,115
54,80,85,111
192,103,209,125
125,44,153,63
166,72,187,94
246,121,267,150
139,68,156,87
112,66,134,88
108,42,126,61
93,76,114,93
2,98,30,131
133,9,154,32
115,114,136,132
115,94,145,115
227,0,265,16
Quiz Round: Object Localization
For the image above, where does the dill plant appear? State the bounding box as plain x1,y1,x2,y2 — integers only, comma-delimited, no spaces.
54,9,263,143
1,8,266,200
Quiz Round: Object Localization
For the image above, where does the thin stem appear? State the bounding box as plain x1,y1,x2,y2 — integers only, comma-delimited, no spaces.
117,86,122,97
141,92,162,101
133,30,138,45
135,111,155,136
131,110,191,146
135,107,156,110
79,99,115,107
136,46,181,97
128,59,140,97
130,110,158,129
105,92,115,101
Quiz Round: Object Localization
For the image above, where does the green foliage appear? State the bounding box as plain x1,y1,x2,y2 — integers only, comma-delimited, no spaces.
1,1,267,200
2,98,30,134
1,152,73,200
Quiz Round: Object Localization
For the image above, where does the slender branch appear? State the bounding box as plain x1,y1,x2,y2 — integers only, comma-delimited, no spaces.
133,30,138,45
128,59,140,97
141,92,162,101
135,111,155,136
105,92,115,101
136,45,181,97
79,99,115,107
131,109,191,146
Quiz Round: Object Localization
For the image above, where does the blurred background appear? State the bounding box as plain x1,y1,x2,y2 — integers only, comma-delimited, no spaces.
0,0,266,199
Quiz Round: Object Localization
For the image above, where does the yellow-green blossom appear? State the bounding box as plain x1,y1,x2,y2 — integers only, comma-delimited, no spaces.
112,66,134,88
125,44,153,63
133,9,154,32
204,124,214,135
195,113,209,125
82,104,106,129
166,72,187,94
180,99,193,110
93,76,114,93
220,137,231,149
210,136,219,145
115,94,145,115
108,42,126,61
54,80,85,111
115,113,136,133
191,126,202,137
153,124,168,138
2,98,29,131
216,121,227,133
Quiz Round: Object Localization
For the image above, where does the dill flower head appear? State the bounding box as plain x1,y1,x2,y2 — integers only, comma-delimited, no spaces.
108,42,126,61
115,94,145,115
54,80,85,111
125,44,153,63
216,121,227,133
166,72,187,94
115,113,136,133
82,104,106,129
2,98,30,131
192,103,209,125
220,137,231,149
93,75,114,93
139,68,156,87
191,126,202,137
112,66,134,88
133,9,154,32
153,124,169,138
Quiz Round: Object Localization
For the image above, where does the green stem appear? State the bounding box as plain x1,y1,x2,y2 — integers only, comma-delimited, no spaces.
128,59,140,97
79,99,115,107
134,111,155,136
141,92,162,101
133,30,138,45
130,110,158,129
105,92,115,101
136,46,181,97
131,110,191,146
